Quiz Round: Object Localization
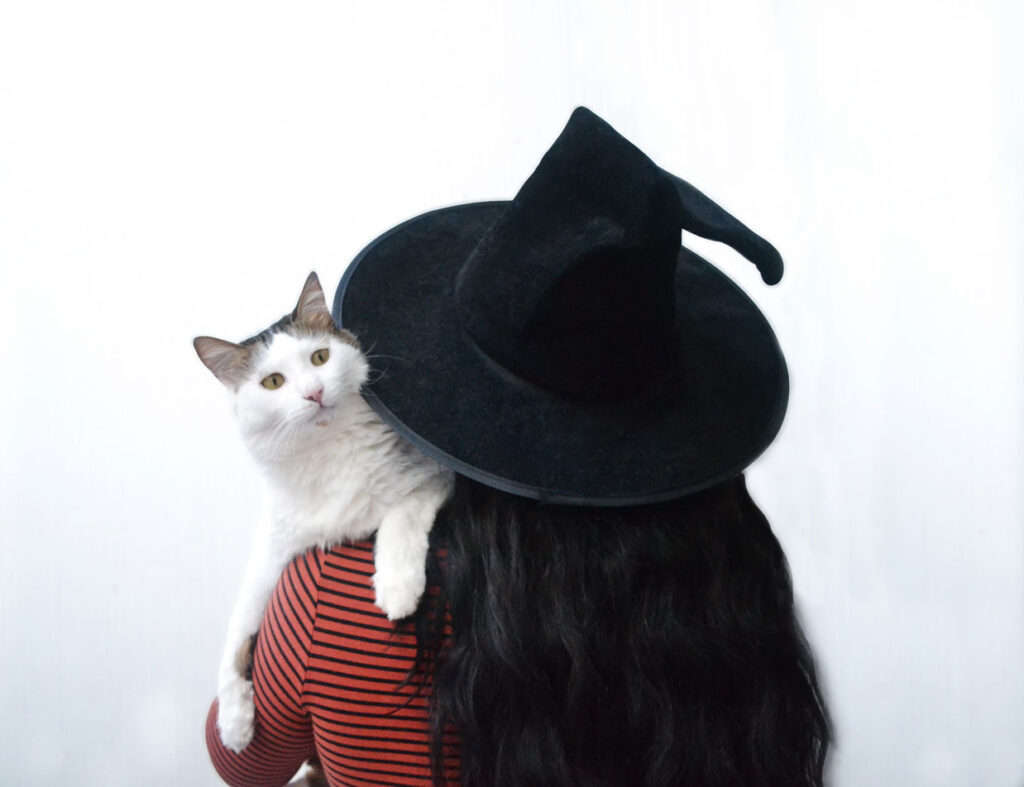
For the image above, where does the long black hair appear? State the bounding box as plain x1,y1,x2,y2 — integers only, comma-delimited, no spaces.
412,474,830,787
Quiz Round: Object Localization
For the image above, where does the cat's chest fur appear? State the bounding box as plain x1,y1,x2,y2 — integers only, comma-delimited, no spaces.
256,397,439,552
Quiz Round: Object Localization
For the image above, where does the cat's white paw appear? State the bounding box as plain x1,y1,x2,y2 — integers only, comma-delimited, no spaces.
373,569,425,620
217,676,255,752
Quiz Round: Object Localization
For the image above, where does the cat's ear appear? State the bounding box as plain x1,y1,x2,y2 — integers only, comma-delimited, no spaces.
295,272,335,332
194,336,249,388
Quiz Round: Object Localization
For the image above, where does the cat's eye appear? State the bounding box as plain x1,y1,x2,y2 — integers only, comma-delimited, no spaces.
311,348,329,366
261,373,285,390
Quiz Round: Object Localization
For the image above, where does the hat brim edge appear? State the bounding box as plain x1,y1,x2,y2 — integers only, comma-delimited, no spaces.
335,201,788,507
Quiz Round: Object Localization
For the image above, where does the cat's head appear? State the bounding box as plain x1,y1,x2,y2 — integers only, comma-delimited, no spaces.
194,272,369,457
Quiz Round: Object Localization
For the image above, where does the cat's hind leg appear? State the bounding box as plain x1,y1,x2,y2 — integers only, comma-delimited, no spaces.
217,520,290,751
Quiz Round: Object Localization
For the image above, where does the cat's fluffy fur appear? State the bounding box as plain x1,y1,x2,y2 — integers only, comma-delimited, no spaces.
195,272,453,752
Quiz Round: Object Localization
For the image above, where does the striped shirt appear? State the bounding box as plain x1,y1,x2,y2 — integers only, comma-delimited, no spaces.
206,542,460,787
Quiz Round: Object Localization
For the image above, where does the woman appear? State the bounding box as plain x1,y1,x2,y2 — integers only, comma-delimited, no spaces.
206,108,830,786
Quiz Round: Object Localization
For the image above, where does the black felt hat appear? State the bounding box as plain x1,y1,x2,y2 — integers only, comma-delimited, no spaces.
334,107,788,505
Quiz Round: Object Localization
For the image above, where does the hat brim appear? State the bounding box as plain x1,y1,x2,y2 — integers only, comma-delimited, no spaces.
335,202,787,506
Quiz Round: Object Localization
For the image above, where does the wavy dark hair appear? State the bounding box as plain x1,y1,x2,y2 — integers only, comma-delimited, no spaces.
412,474,830,787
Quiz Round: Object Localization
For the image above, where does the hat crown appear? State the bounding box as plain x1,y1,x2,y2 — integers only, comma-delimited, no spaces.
455,108,683,400
336,107,789,504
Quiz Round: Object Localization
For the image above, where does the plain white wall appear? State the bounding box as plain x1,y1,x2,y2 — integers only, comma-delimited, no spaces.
1,1,1021,784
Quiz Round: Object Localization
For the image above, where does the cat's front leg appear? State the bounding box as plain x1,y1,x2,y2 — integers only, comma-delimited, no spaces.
373,475,452,620
217,519,289,752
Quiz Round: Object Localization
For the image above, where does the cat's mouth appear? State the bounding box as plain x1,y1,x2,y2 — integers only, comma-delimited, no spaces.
310,402,334,427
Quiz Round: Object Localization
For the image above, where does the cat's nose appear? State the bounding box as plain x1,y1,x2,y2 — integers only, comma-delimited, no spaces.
304,388,324,406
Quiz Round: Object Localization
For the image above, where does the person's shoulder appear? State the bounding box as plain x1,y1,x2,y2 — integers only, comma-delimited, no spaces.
266,543,378,646
281,540,374,575
282,540,378,597
314,540,377,593
322,539,376,564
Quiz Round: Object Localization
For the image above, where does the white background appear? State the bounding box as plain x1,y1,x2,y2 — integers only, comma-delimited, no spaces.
2,2,1022,785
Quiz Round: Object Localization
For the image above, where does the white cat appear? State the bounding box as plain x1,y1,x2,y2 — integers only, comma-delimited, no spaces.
194,272,453,752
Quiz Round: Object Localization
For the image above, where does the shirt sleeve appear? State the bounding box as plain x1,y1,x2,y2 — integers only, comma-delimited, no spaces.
206,549,323,787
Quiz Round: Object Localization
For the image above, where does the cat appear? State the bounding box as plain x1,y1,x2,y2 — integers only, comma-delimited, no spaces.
194,271,454,752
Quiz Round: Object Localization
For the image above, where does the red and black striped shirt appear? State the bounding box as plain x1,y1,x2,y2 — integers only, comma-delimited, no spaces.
206,542,460,786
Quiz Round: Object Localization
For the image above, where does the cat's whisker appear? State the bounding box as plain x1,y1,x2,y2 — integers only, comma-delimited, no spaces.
363,340,411,365
362,350,405,388
263,412,305,451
